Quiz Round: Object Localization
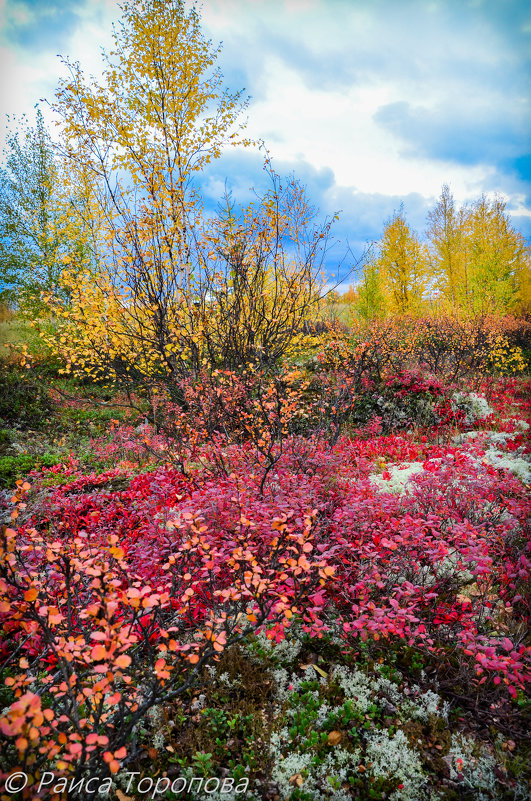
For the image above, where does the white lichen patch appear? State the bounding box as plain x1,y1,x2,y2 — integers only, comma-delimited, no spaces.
366,728,426,800
369,462,425,495
481,449,531,483
448,734,501,800
270,727,361,801
332,664,448,724
400,688,449,723
451,392,494,425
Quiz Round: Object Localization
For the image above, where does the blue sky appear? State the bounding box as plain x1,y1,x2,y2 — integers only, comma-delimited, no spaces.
1,0,529,288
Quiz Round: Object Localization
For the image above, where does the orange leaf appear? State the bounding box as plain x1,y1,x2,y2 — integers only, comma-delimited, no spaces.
91,645,106,661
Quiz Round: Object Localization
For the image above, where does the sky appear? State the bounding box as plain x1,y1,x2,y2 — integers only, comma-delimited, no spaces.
0,0,530,289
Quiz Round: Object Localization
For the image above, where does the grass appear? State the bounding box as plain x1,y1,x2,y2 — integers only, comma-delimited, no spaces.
0,318,36,349
317,301,353,327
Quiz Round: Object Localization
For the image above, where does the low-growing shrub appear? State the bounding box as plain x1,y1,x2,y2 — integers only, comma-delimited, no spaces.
0,452,63,489
0,353,529,799
0,364,54,428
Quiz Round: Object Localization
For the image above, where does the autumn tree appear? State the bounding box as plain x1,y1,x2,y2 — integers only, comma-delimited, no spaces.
195,168,329,369
427,187,530,315
355,246,387,320
426,184,467,310
355,208,429,319
48,0,252,382
0,109,87,314
465,194,529,314
341,284,358,304
376,207,429,315
47,0,334,386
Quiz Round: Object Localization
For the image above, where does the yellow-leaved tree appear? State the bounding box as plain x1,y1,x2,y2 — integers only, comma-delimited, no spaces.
425,184,468,311
47,0,252,383
355,245,388,320
377,208,429,315
465,194,529,314
45,0,331,385
426,186,530,314
355,208,429,319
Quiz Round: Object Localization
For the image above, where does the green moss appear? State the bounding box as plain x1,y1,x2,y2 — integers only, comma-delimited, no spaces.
0,452,62,488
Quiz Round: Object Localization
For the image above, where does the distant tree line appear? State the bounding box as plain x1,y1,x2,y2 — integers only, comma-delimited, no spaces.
354,188,530,319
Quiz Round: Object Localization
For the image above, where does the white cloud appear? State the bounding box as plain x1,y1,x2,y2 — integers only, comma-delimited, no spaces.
0,0,528,245
238,57,495,203
0,0,118,143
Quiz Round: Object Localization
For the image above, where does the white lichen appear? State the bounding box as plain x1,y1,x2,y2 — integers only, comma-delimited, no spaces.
366,728,427,800
448,733,501,800
146,704,166,750
481,448,531,483
401,688,449,723
369,461,425,495
451,392,494,425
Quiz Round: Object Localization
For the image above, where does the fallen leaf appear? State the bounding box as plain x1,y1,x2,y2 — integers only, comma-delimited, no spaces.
327,730,343,746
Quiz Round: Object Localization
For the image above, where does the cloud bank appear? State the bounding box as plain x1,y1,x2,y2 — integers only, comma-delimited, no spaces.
1,0,529,277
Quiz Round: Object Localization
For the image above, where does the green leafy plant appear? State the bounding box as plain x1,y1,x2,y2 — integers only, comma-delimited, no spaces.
0,364,53,428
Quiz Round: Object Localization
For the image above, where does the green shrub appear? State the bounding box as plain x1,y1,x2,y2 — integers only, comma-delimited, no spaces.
0,364,54,428
0,452,62,489
0,429,10,453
